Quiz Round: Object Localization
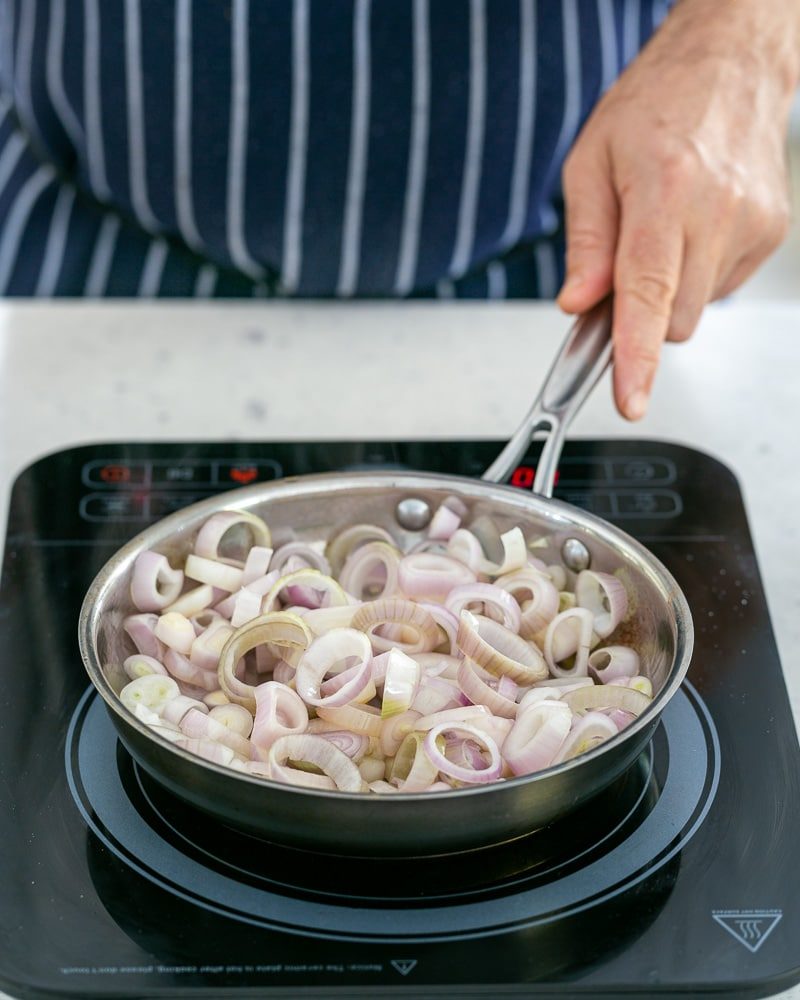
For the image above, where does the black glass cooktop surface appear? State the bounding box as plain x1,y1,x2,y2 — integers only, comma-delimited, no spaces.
0,439,798,999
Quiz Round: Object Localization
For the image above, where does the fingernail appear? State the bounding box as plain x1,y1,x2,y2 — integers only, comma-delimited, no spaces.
624,391,649,421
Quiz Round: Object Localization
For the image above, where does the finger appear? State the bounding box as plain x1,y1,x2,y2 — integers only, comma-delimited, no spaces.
612,200,685,420
557,143,619,315
666,234,720,343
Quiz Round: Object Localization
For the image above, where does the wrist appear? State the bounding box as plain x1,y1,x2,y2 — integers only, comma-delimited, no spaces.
666,0,800,95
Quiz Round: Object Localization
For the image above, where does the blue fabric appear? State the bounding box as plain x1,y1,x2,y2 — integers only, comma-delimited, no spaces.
0,0,672,298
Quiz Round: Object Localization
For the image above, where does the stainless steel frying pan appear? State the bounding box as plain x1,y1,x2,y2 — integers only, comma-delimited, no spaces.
79,299,693,857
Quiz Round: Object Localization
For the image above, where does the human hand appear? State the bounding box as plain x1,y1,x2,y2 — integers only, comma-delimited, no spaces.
557,0,799,420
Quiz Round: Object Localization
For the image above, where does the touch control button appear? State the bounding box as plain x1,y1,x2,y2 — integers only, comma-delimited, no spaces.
215,460,281,486
150,462,214,487
615,491,681,516
80,494,146,521
83,460,149,487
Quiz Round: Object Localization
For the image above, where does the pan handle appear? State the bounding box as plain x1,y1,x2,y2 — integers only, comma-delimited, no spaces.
481,296,614,498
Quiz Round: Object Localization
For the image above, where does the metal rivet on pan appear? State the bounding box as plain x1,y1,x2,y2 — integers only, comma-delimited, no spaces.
395,497,432,531
561,537,591,572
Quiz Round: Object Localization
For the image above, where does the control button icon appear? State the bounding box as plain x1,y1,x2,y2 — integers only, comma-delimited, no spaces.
83,461,148,487
215,460,281,486
80,494,146,522
150,463,213,487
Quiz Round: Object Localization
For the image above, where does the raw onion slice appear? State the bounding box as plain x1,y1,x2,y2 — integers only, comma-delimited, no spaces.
251,681,309,751
351,599,440,655
123,613,166,659
209,702,254,738
445,583,522,633
427,503,462,541
120,674,180,713
326,523,397,577
494,568,560,638
294,628,373,708
446,530,484,573
123,654,167,680
269,541,331,576
388,733,439,792
456,659,518,719
552,712,618,764
261,568,349,614
424,723,503,784
130,551,185,612
154,612,196,654
379,648,421,718
316,702,383,738
588,645,641,683
398,552,476,601
184,554,244,593
268,734,365,792
160,694,208,725
563,683,652,716
374,709,419,757
194,510,272,563
217,612,313,711
339,541,402,601
164,649,219,691
543,607,594,677
574,570,628,638
456,610,548,683
164,584,220,619
503,701,572,776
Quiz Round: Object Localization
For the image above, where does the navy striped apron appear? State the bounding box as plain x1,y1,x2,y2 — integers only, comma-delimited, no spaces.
0,0,671,299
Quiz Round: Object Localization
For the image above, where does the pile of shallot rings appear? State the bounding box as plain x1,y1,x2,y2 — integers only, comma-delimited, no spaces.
118,502,652,794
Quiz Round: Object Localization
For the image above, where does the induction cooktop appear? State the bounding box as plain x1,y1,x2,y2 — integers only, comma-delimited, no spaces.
0,439,798,999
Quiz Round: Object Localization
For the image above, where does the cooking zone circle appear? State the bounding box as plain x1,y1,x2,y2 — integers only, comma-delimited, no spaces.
66,680,719,942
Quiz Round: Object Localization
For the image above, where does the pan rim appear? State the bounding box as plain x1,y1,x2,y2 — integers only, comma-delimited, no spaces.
78,469,694,804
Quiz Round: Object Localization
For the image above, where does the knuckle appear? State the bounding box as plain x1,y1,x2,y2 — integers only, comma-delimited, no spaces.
566,226,608,256
619,271,676,317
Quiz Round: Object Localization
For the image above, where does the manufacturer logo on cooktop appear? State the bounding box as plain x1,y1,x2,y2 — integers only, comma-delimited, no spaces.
390,959,417,976
712,910,783,952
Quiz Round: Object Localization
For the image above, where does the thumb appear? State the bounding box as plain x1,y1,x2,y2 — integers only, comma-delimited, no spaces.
557,146,618,314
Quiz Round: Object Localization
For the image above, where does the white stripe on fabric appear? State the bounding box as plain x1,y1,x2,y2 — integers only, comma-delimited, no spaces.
622,0,640,66
394,0,430,295
448,0,487,279
0,164,55,294
35,182,76,295
14,0,48,153
138,237,168,296
596,0,619,93
436,278,456,299
281,0,310,293
46,0,86,148
1,0,15,95
487,260,507,300
125,0,160,233
337,0,372,297
500,0,536,250
227,0,263,279
0,132,27,193
552,0,582,169
194,262,218,298
84,214,119,295
174,0,203,252
83,0,110,201
534,241,558,299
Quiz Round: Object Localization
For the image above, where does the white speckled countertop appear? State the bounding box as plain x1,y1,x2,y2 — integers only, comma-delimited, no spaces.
0,299,798,999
